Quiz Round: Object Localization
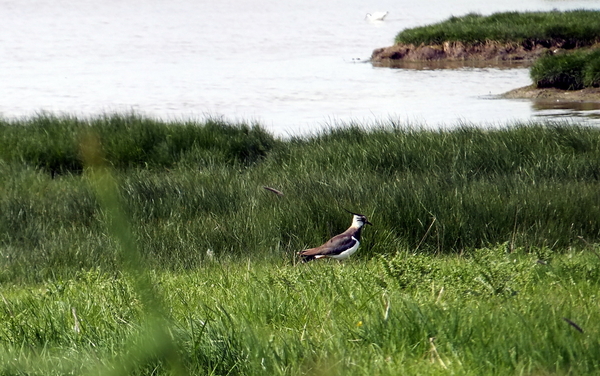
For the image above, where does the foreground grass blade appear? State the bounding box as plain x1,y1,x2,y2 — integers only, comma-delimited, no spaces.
80,131,184,375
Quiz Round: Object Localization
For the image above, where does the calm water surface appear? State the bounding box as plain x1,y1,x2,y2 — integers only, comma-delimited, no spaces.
1,0,599,136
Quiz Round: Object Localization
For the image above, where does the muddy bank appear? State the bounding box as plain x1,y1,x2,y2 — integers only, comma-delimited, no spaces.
502,85,600,102
371,41,561,67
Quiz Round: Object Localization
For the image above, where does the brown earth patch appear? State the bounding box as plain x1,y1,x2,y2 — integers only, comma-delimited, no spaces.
502,85,600,102
371,41,558,67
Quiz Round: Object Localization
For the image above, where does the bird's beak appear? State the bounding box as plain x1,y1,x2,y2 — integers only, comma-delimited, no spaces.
366,220,373,226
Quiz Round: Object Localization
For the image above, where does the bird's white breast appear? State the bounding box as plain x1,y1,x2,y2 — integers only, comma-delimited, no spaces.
329,237,360,260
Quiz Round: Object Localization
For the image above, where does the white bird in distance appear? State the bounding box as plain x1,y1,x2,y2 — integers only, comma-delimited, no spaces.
365,11,389,21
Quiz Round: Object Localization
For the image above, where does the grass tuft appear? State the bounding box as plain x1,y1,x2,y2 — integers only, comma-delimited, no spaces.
531,48,600,89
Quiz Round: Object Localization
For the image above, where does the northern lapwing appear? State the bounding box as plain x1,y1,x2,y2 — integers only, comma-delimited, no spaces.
299,210,372,262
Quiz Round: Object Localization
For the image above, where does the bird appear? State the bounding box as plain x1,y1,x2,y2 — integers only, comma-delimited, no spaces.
365,11,388,21
299,210,372,262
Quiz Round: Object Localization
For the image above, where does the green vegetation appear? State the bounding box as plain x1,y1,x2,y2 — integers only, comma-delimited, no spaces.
1,248,599,375
395,10,600,47
3,115,600,279
391,10,600,90
531,48,600,89
1,114,600,374
0,113,276,175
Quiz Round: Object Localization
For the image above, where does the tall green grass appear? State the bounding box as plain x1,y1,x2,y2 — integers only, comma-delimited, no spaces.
2,116,600,282
531,48,600,89
395,10,600,47
0,113,277,175
2,115,600,374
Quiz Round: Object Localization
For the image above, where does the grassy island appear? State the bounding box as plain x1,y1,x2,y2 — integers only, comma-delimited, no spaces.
530,48,600,90
372,10,600,63
395,10,600,48
372,10,600,95
1,114,600,374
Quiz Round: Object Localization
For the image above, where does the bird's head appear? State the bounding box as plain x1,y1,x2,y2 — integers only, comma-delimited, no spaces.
344,209,373,228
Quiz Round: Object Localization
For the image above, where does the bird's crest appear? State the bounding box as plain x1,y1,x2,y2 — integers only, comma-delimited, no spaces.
343,208,372,226
343,208,363,216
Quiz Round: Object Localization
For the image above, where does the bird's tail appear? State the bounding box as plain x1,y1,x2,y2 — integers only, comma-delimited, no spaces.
298,250,316,263
300,254,316,263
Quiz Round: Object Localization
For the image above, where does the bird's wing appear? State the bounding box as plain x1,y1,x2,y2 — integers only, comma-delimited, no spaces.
300,234,357,257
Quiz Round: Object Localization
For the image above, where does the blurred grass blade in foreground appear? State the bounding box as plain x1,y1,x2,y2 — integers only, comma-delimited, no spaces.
79,131,185,374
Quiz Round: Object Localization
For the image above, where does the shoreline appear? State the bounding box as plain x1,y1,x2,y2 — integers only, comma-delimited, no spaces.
371,42,600,103
371,41,557,66
501,85,600,102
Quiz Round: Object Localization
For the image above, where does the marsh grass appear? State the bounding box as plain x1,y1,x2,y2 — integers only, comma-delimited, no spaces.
390,10,600,90
0,248,599,375
395,10,600,47
531,48,600,89
0,113,277,175
1,115,600,373
2,117,600,281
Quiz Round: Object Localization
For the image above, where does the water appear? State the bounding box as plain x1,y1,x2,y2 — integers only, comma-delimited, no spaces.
1,0,599,136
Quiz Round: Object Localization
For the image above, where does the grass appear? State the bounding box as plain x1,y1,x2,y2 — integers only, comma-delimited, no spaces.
390,10,600,90
395,10,600,47
1,114,600,374
0,113,277,175
531,48,600,90
3,115,600,280
0,248,599,375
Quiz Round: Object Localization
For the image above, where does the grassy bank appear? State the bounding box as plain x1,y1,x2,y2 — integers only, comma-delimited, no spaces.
2,114,600,374
531,48,600,90
375,10,600,90
395,10,600,47
2,115,600,281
